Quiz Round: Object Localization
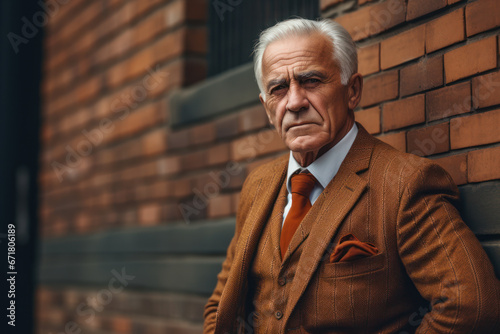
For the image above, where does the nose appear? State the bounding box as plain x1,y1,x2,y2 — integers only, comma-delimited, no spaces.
286,83,309,113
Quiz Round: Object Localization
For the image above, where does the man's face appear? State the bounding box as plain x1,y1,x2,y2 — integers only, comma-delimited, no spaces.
259,33,357,155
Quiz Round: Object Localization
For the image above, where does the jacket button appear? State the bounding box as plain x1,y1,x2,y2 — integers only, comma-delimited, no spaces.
278,277,286,286
275,311,283,320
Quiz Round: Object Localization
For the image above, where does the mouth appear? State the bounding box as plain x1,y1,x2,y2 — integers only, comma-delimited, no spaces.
287,123,314,131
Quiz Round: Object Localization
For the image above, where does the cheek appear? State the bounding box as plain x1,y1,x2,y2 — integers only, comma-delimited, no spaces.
271,102,287,126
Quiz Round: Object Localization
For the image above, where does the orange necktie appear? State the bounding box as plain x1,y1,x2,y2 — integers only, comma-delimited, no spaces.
280,172,316,259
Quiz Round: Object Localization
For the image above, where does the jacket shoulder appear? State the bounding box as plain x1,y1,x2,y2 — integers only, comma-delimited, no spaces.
369,136,457,192
243,154,288,187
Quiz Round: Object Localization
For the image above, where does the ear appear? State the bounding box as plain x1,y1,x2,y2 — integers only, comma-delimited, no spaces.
347,73,363,111
259,93,274,125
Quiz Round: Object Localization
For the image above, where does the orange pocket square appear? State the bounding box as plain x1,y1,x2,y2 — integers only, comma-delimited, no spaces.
330,234,379,263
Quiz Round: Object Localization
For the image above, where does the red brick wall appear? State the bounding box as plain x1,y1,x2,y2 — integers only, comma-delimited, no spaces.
40,0,207,237
38,0,500,333
323,0,500,186
38,0,209,332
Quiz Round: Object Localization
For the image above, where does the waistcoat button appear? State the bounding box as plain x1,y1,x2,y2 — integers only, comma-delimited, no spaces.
275,311,283,320
278,277,286,286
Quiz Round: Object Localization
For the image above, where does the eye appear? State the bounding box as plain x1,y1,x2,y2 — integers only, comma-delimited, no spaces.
271,84,287,94
303,78,320,85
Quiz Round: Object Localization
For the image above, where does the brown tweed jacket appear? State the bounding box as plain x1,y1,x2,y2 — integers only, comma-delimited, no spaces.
204,123,500,333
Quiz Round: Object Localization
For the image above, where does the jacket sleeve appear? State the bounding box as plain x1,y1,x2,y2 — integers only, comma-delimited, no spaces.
203,229,239,333
396,162,500,333
203,173,256,333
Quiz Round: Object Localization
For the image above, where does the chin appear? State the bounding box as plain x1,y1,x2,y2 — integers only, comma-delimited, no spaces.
287,137,325,153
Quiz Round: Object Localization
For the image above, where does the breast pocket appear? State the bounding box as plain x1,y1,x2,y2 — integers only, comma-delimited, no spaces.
319,252,386,278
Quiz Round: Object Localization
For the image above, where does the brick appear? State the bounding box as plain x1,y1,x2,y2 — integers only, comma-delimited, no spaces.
400,56,443,97
208,143,230,166
186,27,207,54
232,192,240,215
450,109,500,149
239,105,269,132
107,29,184,88
186,0,208,21
139,203,161,225
378,131,407,152
136,180,172,201
355,106,381,134
168,129,190,150
75,213,91,233
121,208,137,226
231,130,286,161
426,81,471,121
335,0,406,41
182,150,208,171
407,123,450,156
173,178,192,198
468,146,500,182
360,70,399,107
321,0,344,11
426,8,465,53
472,70,500,109
444,36,497,84
381,25,426,70
215,113,240,139
189,123,215,146
111,316,131,333
56,2,102,50
407,0,447,21
466,0,500,36
47,0,87,30
157,156,180,175
208,194,232,218
382,94,425,131
141,129,167,156
435,153,467,185
358,43,380,76
183,58,207,86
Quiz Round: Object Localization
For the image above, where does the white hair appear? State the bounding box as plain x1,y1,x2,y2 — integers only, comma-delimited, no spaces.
253,18,358,100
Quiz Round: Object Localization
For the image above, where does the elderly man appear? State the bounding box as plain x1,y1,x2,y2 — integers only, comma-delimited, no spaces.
204,18,499,333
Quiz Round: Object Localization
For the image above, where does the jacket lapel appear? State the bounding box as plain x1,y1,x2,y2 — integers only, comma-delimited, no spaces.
282,123,376,327
270,181,288,262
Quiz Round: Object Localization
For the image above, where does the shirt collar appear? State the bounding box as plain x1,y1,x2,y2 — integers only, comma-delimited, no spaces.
286,123,358,192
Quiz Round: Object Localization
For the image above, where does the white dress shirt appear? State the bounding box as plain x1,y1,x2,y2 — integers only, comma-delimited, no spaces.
283,123,358,226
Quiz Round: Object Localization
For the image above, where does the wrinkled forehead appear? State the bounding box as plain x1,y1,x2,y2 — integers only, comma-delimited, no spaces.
261,33,337,80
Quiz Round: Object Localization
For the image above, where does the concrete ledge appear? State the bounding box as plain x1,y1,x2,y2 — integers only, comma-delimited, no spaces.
41,218,235,256
459,180,500,236
38,257,224,295
482,242,500,277
170,62,259,127
38,219,235,294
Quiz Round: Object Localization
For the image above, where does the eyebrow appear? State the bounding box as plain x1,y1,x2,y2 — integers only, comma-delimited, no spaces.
265,70,327,92
295,70,327,81
266,78,287,92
